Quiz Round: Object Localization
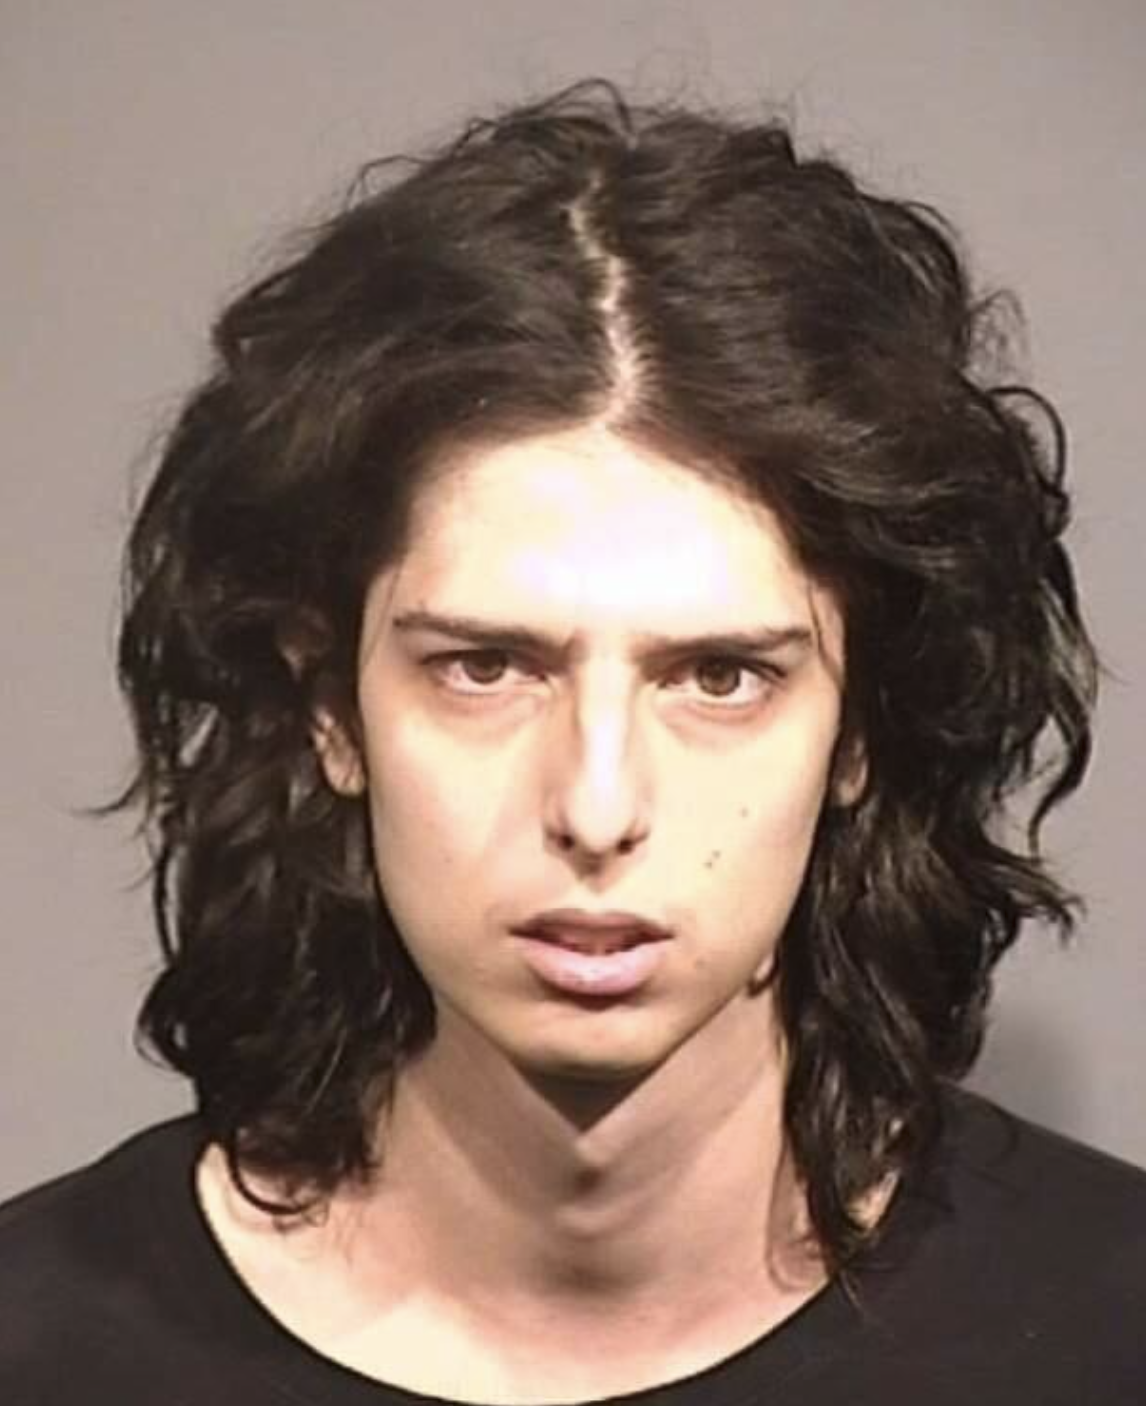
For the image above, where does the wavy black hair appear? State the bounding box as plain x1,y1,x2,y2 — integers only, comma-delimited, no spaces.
113,78,1099,1275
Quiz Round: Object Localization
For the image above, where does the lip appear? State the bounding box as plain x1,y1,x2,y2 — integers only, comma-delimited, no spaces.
509,911,673,996
511,931,669,998
511,909,672,949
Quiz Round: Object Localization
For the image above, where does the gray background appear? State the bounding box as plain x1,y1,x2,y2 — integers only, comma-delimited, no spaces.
2,0,1143,1199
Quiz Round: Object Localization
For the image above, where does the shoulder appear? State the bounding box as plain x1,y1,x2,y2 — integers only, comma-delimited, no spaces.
927,1083,1146,1292
853,1086,1146,1399
938,1083,1146,1234
0,1115,203,1271
0,1117,207,1398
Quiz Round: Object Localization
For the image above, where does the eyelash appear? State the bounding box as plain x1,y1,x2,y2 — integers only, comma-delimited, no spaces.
424,649,785,708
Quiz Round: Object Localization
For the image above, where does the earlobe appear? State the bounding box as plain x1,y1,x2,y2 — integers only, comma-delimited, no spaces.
311,708,367,797
830,736,868,808
275,616,366,798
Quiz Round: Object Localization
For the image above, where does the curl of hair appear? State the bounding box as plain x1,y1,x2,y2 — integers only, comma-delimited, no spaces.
112,79,1099,1273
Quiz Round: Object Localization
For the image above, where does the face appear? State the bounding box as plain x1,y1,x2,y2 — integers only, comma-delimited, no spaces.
316,424,861,1086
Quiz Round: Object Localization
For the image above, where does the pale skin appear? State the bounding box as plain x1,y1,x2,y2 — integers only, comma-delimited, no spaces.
196,423,880,1404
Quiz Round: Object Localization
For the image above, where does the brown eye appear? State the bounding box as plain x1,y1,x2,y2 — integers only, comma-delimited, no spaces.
661,655,778,709
694,658,744,697
427,647,544,698
459,650,510,685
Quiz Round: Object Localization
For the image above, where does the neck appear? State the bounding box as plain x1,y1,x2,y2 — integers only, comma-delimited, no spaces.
345,990,823,1334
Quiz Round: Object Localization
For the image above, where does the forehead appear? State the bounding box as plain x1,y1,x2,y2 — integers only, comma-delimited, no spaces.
381,425,839,648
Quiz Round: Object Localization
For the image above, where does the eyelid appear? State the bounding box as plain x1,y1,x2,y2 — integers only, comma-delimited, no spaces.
422,647,787,701
659,650,786,676
423,647,544,694
660,654,786,705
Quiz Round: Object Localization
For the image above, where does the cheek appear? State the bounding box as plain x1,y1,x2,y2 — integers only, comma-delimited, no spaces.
360,714,519,946
366,780,485,988
686,739,832,863
358,721,461,920
678,740,834,942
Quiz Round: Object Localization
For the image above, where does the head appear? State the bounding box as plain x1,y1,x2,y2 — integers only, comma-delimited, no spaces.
311,422,863,1103
116,79,1097,1271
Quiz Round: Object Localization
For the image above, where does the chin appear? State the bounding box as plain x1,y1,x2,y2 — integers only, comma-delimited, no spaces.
505,1019,686,1090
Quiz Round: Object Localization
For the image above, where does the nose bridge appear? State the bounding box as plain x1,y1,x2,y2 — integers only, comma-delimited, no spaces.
544,661,650,857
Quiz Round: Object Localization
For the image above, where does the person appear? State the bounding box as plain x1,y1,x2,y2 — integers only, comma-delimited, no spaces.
1,77,1143,1404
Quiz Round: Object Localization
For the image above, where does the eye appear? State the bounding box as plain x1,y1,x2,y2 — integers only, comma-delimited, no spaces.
663,655,781,707
693,658,748,697
426,649,541,695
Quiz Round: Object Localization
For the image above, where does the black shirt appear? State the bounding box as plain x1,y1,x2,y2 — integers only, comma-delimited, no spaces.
1,1086,1144,1404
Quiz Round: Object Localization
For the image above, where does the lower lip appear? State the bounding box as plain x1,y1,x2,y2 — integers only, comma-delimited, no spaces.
512,935,667,998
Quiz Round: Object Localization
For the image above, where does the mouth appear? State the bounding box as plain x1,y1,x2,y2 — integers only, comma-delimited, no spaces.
510,909,672,956
509,910,672,999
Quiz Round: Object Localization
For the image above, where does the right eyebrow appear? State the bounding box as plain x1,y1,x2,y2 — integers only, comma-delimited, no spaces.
391,610,568,657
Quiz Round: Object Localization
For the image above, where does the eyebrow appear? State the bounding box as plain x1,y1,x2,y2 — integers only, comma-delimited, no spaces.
390,609,816,659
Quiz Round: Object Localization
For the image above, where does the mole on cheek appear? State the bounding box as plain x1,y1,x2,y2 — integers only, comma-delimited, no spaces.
704,849,722,870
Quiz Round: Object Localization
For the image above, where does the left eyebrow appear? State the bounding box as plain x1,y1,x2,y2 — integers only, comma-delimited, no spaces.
390,609,816,660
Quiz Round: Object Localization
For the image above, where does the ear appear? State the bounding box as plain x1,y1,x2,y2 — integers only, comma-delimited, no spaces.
310,705,367,798
277,615,367,799
829,732,868,808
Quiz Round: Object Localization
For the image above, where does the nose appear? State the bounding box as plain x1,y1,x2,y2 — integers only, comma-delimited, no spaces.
541,671,652,865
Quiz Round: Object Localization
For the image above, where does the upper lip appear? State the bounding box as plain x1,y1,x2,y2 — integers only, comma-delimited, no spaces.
512,909,672,945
